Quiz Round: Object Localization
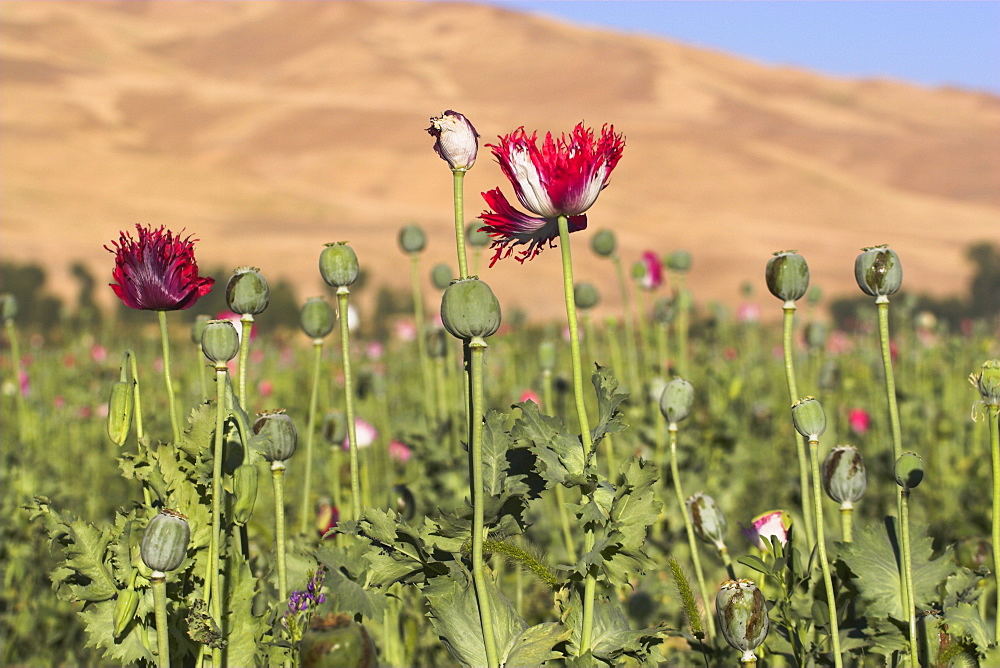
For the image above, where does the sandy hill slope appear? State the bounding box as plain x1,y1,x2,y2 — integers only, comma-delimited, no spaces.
2,0,998,322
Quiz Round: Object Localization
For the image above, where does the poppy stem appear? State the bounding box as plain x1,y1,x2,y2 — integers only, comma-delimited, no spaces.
338,289,362,522
781,304,815,548
452,169,470,279
298,338,324,536
157,310,181,443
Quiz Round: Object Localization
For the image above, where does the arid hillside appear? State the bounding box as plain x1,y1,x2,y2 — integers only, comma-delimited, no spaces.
2,0,998,321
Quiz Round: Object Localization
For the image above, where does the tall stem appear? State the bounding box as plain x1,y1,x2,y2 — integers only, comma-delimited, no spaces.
157,311,181,443
809,438,843,668
782,305,815,547
543,368,578,562
899,489,918,668
338,289,362,521
452,169,469,279
272,462,288,602
670,423,715,640
208,367,227,636
556,215,597,655
299,340,324,535
238,314,254,407
151,574,170,668
469,340,499,668
840,506,854,543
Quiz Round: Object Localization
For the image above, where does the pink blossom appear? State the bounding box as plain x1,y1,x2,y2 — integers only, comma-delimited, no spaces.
741,510,792,551
315,498,339,538
638,251,663,290
388,440,412,463
519,390,541,407
343,418,378,450
90,344,108,363
394,320,417,342
737,303,761,324
258,379,274,398
366,342,384,360
53,395,66,409
848,408,871,436
19,370,29,397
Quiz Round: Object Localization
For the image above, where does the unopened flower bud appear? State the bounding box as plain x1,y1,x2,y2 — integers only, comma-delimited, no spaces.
894,452,924,491
590,229,617,257
141,509,190,575
427,110,479,170
319,242,360,289
574,282,600,310
232,462,259,526
201,319,240,365
466,222,490,248
666,250,692,273
107,381,134,446
255,410,298,463
226,266,270,315
398,225,427,254
431,263,453,291
1,293,17,322
538,341,557,371
822,445,867,507
300,297,335,339
791,397,827,440
190,314,210,345
971,360,1000,406
113,585,140,638
440,278,501,341
855,245,902,300
765,251,810,305
717,579,769,662
660,378,694,425
687,492,727,548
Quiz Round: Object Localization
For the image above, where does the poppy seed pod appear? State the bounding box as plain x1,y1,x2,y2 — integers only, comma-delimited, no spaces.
106,381,134,446
791,397,827,440
822,445,867,507
440,278,501,341
538,341,557,371
319,242,360,289
226,266,270,315
140,509,190,575
397,225,427,254
190,314,210,345
716,579,769,662
300,297,335,340
254,410,298,463
201,319,240,365
574,282,600,310
430,263,453,291
855,245,902,300
666,250,692,273
1,293,17,322
660,378,694,425
427,110,479,170
765,251,810,305
971,360,1000,406
590,229,617,257
894,452,924,491
687,492,728,549
466,222,491,248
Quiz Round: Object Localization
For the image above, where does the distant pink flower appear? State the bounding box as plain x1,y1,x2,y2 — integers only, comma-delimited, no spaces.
723,347,738,361
741,510,792,551
63,354,77,368
394,320,417,342
258,379,274,398
366,342,384,360
53,396,66,409
78,405,93,419
638,251,663,290
90,344,108,363
19,370,29,397
848,408,871,436
97,403,109,418
388,440,412,463
343,418,378,450
315,498,339,538
153,357,164,373
215,310,257,342
520,390,541,407
737,303,761,324
250,348,265,364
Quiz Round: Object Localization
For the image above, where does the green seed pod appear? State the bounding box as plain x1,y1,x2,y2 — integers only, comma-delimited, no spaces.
300,614,379,668
113,586,140,637
322,411,347,445
1,293,18,322
300,297,335,339
971,359,1000,406
717,579,769,662
466,222,490,248
430,263,453,291
254,410,298,463
538,341,557,371
765,251,810,304
806,285,823,307
190,314,210,345
894,452,924,490
791,396,827,440
319,242,360,289
855,245,902,300
201,319,240,364
226,266,270,315
141,509,190,575
232,462,259,526
822,445,867,507
659,378,694,425
574,282,600,310
397,225,427,254
106,381,134,446
666,250,692,273
653,296,675,325
687,492,727,548
440,278,501,340
426,328,448,359
590,229,616,257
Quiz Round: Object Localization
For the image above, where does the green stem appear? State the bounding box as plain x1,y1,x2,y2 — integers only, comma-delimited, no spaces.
719,544,736,581
128,351,145,443
809,438,842,668
543,368,578,562
272,462,288,602
208,368,227,625
151,575,170,668
611,255,641,399
337,289,362,521
238,314,254,407
299,340,324,535
157,310,181,443
411,254,435,422
452,169,469,279
990,404,1000,642
782,305,815,548
196,343,208,402
899,489,918,668
840,506,854,543
670,424,715,641
469,340,499,668
656,321,670,374
556,215,597,655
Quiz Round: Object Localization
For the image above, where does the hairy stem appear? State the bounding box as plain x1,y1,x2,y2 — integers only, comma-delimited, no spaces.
157,310,181,443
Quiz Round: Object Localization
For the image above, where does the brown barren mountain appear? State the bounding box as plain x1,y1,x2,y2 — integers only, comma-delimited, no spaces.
2,0,998,322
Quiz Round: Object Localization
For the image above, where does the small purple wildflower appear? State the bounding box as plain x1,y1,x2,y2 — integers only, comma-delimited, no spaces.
282,567,327,643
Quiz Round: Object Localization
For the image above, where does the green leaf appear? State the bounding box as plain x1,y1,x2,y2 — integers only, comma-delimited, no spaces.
563,592,665,664
590,365,629,447
79,597,155,665
511,401,585,486
944,602,994,652
501,622,570,667
316,543,388,620
609,458,660,550
220,551,266,667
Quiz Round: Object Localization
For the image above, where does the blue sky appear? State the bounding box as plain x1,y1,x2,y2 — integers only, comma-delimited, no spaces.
477,1,1000,95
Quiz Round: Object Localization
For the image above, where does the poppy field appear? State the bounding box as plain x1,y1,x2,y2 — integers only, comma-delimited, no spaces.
2,112,1000,668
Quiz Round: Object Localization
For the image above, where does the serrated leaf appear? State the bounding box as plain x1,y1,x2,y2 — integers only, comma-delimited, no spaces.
511,401,585,485
944,602,994,651
316,543,388,620
564,592,665,664
481,411,514,498
220,551,265,667
590,365,629,447
610,458,660,549
79,597,155,664
502,622,569,667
